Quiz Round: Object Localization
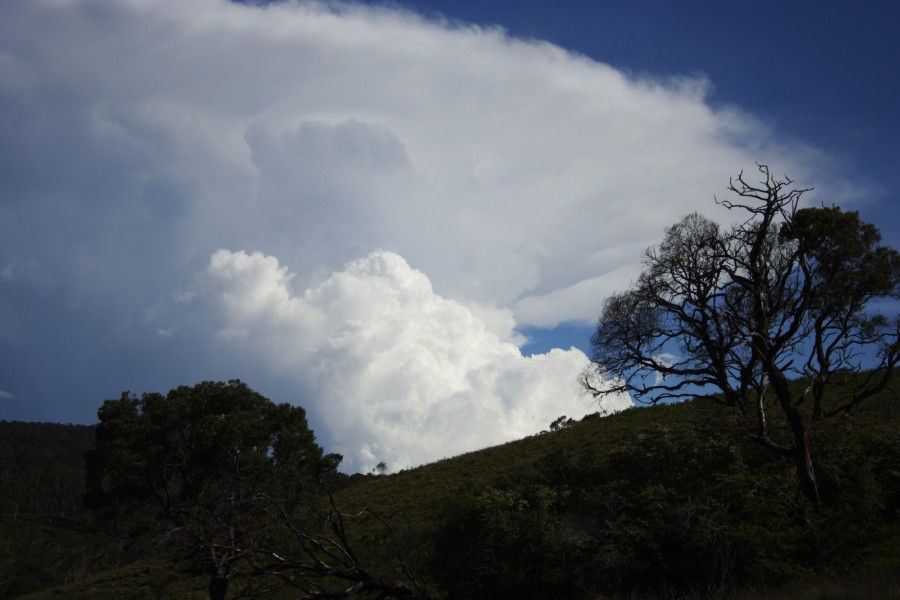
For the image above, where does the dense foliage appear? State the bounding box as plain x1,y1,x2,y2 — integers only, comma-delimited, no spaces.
82,380,429,600
85,380,334,600
431,405,900,599
2,376,898,599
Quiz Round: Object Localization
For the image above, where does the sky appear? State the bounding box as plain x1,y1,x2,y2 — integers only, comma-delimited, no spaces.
1,0,898,472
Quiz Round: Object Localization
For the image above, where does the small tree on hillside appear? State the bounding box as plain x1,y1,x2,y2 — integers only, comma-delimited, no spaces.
583,165,900,503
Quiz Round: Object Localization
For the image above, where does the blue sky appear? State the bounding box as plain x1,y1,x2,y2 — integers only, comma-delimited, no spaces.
1,0,897,471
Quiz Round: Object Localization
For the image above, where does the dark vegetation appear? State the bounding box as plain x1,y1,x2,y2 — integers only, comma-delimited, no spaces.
82,381,428,600
1,375,898,599
0,420,118,596
2,170,898,598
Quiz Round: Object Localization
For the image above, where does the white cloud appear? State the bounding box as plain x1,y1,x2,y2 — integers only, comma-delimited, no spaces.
0,0,830,322
0,390,13,399
514,265,642,327
197,249,631,471
0,0,853,455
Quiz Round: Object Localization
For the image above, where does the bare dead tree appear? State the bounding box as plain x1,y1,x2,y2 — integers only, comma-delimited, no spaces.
584,165,900,503
231,486,432,600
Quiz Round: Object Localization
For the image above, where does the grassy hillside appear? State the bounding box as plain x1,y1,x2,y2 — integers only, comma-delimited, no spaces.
330,389,900,598
336,386,899,530
334,399,724,537
6,376,900,599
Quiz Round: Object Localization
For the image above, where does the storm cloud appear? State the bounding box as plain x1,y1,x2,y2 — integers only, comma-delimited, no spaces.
0,0,842,468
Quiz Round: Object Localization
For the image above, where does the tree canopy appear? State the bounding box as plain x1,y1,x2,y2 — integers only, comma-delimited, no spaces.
84,380,430,600
583,165,900,502
85,380,334,600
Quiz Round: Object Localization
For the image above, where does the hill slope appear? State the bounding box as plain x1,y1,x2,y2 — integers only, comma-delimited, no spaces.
331,390,900,598
6,378,900,599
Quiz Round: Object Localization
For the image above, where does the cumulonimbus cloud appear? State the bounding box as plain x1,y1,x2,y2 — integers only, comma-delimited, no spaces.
0,0,855,456
1,0,830,320
195,249,630,471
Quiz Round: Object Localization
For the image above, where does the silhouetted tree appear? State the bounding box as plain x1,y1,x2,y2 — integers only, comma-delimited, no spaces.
86,380,333,600
583,165,900,502
86,381,430,600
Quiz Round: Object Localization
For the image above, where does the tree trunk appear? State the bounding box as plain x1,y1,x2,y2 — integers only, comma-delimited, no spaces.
791,428,820,504
770,372,820,503
811,374,826,421
208,575,229,600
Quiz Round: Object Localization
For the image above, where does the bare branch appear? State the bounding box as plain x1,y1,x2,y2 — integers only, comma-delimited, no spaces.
584,168,900,504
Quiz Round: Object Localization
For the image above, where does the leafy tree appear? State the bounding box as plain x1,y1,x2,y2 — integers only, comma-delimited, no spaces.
85,380,334,600
583,165,900,502
85,381,430,600
549,415,576,431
